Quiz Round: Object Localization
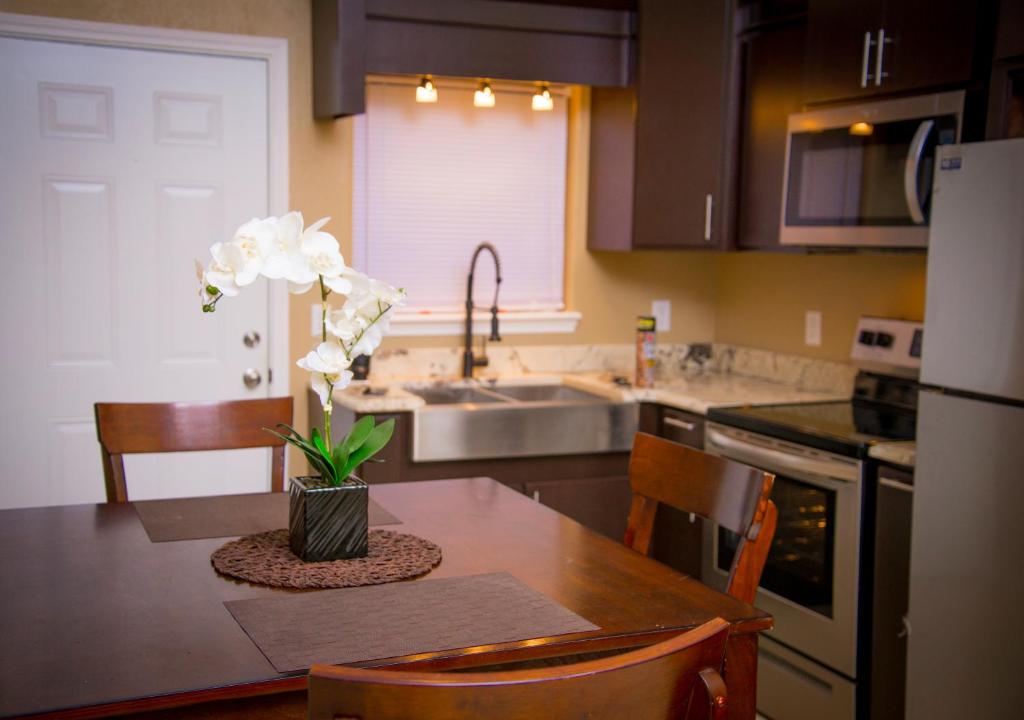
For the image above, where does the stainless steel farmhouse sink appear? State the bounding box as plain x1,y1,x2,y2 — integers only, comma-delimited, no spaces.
405,383,638,462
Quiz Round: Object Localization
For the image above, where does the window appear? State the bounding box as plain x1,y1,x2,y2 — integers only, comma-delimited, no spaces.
352,77,573,334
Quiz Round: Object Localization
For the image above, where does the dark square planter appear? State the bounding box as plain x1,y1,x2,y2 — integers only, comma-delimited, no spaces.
288,475,368,562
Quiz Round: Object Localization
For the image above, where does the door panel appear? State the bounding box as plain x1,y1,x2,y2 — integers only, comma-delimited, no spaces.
879,0,978,96
907,391,1024,718
0,37,272,508
803,0,885,105
632,0,728,248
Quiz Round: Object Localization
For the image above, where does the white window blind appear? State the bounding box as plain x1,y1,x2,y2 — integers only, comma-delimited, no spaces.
352,78,568,312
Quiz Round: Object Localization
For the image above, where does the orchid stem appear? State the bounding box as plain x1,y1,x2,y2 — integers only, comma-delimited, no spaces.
319,275,333,454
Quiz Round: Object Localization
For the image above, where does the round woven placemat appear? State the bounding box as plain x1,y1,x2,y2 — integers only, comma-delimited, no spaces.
210,529,442,589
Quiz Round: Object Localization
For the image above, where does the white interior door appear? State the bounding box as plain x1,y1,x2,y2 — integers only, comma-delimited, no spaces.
0,36,276,508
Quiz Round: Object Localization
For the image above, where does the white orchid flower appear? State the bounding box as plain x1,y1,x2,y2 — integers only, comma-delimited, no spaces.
325,307,360,342
226,216,276,286
260,211,304,281
204,244,243,297
350,322,385,358
297,341,354,408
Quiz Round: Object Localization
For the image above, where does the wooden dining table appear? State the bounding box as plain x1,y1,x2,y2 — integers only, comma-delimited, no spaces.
0,477,772,719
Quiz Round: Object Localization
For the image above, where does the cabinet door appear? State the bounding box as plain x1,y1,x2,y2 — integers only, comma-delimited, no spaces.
736,20,807,249
871,464,913,720
632,0,729,248
525,476,632,542
650,406,705,578
877,0,979,96
659,407,705,448
803,0,885,104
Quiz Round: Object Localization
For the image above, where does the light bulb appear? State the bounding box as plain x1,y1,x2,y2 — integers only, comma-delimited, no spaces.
415,76,437,103
532,85,553,111
473,81,495,108
849,121,874,136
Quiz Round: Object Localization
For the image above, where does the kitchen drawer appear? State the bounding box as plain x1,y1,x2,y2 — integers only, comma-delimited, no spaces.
659,407,705,448
645,404,706,579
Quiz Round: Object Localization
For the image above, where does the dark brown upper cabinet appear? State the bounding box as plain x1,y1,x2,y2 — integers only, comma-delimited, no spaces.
986,0,1024,140
313,0,635,118
733,15,807,250
588,0,732,250
802,0,984,105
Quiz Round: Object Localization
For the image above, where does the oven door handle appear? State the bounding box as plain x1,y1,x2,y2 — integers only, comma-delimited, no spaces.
706,427,859,483
904,119,934,225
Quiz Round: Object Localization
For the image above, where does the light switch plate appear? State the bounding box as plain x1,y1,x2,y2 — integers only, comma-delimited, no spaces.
311,304,322,336
805,310,822,347
652,300,671,333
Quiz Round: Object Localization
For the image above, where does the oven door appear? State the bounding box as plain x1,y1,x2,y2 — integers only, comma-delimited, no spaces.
702,423,862,678
780,91,963,248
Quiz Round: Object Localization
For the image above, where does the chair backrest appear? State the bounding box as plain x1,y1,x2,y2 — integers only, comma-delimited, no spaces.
624,432,777,605
308,617,731,720
93,397,293,502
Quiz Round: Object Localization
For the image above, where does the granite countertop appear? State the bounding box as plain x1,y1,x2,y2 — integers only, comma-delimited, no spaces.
328,371,849,416
868,441,917,468
563,373,849,415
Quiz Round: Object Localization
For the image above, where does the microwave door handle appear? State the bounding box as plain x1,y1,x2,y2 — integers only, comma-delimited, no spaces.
904,119,934,225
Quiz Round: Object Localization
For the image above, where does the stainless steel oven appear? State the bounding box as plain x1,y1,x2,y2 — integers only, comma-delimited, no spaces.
702,422,863,720
780,91,964,248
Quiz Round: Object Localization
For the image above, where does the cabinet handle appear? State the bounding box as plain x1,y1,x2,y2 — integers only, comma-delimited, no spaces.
664,416,697,432
874,28,891,86
704,194,713,241
860,31,874,87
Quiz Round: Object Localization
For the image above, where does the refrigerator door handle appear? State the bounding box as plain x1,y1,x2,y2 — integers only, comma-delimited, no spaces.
904,119,935,224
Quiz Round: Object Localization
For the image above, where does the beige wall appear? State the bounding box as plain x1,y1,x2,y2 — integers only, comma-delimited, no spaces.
714,252,928,361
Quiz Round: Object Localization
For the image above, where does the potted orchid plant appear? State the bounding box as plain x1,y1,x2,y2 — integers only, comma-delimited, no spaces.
197,212,404,561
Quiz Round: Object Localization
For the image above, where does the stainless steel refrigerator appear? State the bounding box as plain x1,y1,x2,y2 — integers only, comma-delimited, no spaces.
907,138,1024,718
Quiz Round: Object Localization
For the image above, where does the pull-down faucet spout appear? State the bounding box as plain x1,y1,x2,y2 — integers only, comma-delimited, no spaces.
463,243,502,378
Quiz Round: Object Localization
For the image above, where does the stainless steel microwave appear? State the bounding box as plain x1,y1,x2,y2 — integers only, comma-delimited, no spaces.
781,91,964,248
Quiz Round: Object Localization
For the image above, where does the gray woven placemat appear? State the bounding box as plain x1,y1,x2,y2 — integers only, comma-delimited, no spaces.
135,493,400,542
211,528,441,589
223,572,599,673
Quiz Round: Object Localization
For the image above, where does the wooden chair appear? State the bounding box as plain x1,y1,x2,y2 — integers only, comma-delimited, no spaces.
624,432,777,605
308,617,731,720
93,397,293,502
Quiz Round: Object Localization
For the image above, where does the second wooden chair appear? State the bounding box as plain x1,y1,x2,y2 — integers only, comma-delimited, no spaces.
93,397,294,502
624,432,777,605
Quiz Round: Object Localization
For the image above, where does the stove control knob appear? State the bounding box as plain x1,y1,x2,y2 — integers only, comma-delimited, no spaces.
875,332,894,348
858,330,877,346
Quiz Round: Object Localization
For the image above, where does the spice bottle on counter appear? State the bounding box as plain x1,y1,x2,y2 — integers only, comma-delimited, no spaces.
635,316,656,388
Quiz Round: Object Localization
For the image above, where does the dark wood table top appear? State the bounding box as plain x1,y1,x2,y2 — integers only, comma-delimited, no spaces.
0,478,771,719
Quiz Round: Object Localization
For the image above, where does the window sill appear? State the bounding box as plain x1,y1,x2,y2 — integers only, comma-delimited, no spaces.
389,310,582,337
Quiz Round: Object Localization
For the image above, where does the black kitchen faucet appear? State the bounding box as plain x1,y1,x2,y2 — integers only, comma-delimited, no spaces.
462,242,502,378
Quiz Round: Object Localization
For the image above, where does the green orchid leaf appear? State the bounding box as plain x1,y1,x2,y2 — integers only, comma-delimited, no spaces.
343,416,375,455
265,428,335,482
311,427,333,465
340,419,395,479
332,442,350,478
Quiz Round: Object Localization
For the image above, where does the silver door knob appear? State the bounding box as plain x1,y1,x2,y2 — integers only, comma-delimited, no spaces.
242,368,262,388
243,330,261,348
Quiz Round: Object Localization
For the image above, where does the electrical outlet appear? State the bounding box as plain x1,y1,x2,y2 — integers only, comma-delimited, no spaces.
805,310,822,347
652,299,671,332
